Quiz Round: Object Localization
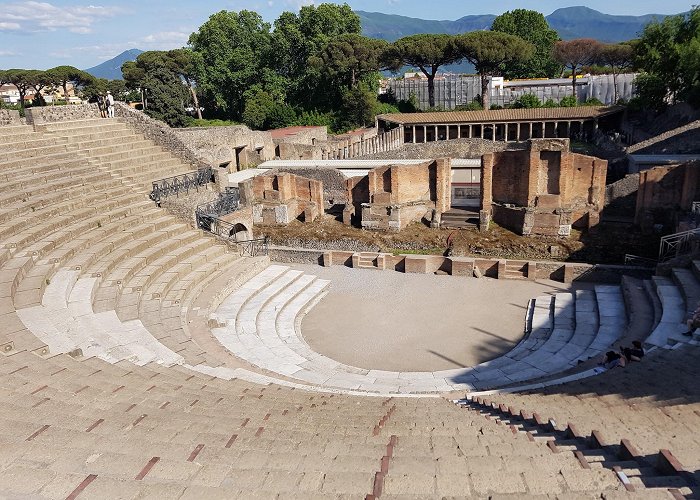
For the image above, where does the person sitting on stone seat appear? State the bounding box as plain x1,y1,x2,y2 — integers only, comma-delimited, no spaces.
600,350,626,369
621,340,645,362
682,301,700,337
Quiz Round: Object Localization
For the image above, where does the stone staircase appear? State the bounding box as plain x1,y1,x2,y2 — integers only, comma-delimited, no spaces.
440,208,479,229
626,119,700,154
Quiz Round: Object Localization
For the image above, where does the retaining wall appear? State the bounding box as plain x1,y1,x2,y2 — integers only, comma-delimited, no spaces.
268,247,654,284
0,109,21,126
25,103,100,125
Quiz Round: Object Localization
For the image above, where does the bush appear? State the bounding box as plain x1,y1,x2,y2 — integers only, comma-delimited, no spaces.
512,93,542,109
634,73,668,112
189,119,238,127
543,99,558,108
374,102,400,115
559,95,578,107
490,104,504,110
583,97,604,106
454,101,483,111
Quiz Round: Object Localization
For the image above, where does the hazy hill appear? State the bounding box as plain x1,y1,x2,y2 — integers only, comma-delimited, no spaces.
358,6,673,43
85,49,143,80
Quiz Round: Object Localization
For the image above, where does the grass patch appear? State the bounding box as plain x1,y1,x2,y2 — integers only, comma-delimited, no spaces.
385,247,444,256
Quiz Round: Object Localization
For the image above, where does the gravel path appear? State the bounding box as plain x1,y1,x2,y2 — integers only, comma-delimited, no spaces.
291,264,590,372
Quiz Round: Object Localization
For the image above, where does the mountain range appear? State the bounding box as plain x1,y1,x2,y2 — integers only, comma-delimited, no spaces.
84,48,143,80
357,6,674,43
85,6,678,80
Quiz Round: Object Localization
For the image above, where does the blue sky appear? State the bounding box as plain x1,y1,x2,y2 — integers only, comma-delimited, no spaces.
0,0,693,70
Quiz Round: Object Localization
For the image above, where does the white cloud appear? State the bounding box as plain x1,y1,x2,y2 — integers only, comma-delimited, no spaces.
0,1,120,34
0,49,19,56
141,31,189,45
0,22,22,31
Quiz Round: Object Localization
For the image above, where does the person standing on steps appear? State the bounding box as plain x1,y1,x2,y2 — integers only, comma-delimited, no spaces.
106,91,115,118
97,94,106,118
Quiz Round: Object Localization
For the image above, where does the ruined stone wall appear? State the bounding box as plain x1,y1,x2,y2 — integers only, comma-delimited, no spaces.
0,109,21,126
484,150,531,207
274,127,327,145
273,167,347,205
114,103,202,168
635,162,700,225
173,125,275,169
358,138,525,160
277,142,319,160
26,103,100,125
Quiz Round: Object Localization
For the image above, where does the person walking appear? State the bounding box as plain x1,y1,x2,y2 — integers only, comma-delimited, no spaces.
106,91,115,118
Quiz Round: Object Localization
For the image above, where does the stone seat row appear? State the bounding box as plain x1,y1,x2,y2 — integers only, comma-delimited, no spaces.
205,268,630,393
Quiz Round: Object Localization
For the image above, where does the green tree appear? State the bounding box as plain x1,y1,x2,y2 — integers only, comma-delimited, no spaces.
272,3,361,110
386,34,458,109
166,49,202,119
189,10,272,120
45,65,93,104
5,69,34,110
635,8,700,107
597,43,634,102
491,9,560,79
453,31,534,110
314,34,389,89
122,51,190,127
337,82,377,130
552,38,602,100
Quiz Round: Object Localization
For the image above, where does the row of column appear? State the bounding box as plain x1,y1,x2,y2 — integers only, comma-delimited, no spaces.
405,120,594,143
321,127,403,160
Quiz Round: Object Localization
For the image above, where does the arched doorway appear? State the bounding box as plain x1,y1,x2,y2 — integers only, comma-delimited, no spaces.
229,223,249,242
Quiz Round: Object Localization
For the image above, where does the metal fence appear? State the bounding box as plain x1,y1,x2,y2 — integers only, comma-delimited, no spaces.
149,167,213,206
658,228,700,262
195,189,240,219
386,73,638,110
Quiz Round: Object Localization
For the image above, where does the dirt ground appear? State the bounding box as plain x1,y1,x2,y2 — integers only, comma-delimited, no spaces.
257,213,660,264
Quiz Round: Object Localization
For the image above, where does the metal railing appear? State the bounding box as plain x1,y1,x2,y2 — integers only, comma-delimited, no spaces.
238,237,269,257
624,254,657,267
149,167,213,206
658,228,700,262
194,189,240,220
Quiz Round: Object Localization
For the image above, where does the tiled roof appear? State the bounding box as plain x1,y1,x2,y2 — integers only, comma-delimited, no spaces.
377,106,622,125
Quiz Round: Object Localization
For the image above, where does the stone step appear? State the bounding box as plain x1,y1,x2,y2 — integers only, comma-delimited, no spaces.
672,267,700,316
646,279,687,346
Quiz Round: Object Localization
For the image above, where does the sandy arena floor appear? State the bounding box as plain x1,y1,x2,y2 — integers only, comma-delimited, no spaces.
292,264,589,372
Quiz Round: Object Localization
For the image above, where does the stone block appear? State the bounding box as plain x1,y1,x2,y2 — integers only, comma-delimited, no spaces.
322,252,332,267
535,194,560,208
497,260,507,279
479,210,490,232
404,255,428,274
563,263,575,283
527,262,537,280
449,257,474,277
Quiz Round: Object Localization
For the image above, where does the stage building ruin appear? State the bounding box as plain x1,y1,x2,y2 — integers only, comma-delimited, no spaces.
343,159,451,231
240,172,324,226
480,139,607,236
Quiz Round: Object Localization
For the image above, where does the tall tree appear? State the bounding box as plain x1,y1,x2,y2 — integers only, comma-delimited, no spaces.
453,31,534,109
45,66,93,104
313,34,389,89
188,10,272,120
552,38,602,100
166,49,202,120
122,51,190,127
5,69,34,110
491,9,560,79
386,34,458,108
597,43,634,103
272,3,361,109
634,7,700,107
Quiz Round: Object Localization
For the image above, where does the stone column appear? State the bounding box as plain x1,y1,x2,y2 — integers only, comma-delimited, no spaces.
434,125,438,142
516,123,520,142
504,123,509,142
423,125,427,143
480,125,484,139
412,126,416,144
528,122,533,139
492,124,496,142
457,125,461,139
541,122,545,138
554,121,559,138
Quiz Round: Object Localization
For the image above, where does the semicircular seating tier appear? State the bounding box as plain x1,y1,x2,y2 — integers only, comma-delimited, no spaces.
1,119,699,497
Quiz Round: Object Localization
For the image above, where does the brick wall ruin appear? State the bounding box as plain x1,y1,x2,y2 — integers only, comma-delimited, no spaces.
343,159,451,231
173,126,275,171
635,162,700,230
240,172,324,225
481,139,607,236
